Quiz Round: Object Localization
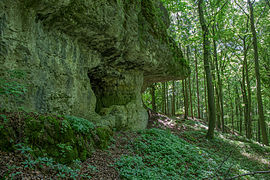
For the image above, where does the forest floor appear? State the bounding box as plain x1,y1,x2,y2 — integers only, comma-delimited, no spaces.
1,110,270,179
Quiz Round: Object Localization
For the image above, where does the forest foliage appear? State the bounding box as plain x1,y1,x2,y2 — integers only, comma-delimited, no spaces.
143,0,270,145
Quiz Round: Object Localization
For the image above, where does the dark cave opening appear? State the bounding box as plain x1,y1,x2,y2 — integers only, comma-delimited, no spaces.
88,72,104,114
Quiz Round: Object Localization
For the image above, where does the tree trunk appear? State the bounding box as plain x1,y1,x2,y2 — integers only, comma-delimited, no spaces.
162,82,166,114
165,82,169,115
258,109,261,142
239,86,243,135
248,0,269,145
211,55,220,129
245,54,252,138
235,87,240,133
176,81,179,110
204,73,208,121
241,37,252,139
228,83,234,134
198,0,216,139
187,47,193,119
150,84,156,112
215,82,221,129
241,73,249,138
172,81,176,116
212,26,224,131
189,76,193,119
183,80,189,119
194,47,201,119
243,37,253,139
220,58,225,132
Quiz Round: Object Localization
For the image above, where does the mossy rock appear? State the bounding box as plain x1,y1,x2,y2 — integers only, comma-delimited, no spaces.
95,126,113,149
0,112,114,164
23,115,94,164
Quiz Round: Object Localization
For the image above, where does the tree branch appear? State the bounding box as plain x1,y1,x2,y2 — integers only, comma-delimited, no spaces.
255,5,267,26
234,0,249,17
266,0,270,8
207,0,229,27
217,0,229,15
226,171,270,180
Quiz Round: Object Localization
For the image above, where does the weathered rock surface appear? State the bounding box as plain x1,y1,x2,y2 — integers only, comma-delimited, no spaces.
0,0,189,130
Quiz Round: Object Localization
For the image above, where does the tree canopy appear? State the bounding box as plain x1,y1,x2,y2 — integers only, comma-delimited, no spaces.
143,0,270,145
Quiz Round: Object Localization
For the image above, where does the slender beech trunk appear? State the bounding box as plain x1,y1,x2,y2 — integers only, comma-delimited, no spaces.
257,107,261,142
242,34,253,138
258,108,261,142
204,73,208,121
194,47,201,119
241,71,249,138
185,79,189,118
183,80,189,119
248,0,269,145
235,87,240,133
211,49,220,129
162,82,166,114
242,40,252,139
198,0,216,139
220,58,225,132
165,82,169,115
215,82,221,129
150,84,156,112
189,76,193,119
172,81,176,116
228,83,234,134
238,16,253,138
239,86,243,135
211,57,220,129
176,82,179,110
212,26,224,131
176,93,179,110
187,47,193,119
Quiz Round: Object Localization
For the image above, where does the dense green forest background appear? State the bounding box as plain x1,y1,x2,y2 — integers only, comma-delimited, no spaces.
143,0,270,145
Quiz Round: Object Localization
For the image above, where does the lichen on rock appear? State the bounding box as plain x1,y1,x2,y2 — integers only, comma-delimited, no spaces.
0,0,190,130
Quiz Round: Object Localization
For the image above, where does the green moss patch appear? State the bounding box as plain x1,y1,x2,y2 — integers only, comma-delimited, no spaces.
96,126,113,149
0,112,113,164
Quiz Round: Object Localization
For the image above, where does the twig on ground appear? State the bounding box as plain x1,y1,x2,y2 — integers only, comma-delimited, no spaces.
210,150,234,179
224,163,234,179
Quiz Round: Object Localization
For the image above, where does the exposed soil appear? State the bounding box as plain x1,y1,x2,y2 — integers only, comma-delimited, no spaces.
81,131,139,180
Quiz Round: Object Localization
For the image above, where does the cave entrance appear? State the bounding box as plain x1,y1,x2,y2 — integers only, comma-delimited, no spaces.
88,72,104,114
88,71,137,115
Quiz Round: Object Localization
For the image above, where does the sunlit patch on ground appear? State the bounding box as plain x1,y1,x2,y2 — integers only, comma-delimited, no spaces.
241,151,270,166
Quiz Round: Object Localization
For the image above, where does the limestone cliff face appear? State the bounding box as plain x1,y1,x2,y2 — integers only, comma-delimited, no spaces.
0,0,189,130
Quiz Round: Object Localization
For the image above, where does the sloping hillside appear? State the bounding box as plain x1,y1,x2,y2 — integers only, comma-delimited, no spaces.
1,111,269,179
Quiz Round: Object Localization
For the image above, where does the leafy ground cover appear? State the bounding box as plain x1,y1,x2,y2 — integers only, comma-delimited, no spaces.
0,111,269,179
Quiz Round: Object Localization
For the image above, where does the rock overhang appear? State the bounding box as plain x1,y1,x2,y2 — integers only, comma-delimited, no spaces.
25,0,190,81
0,0,190,130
